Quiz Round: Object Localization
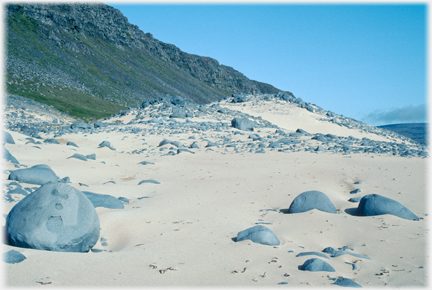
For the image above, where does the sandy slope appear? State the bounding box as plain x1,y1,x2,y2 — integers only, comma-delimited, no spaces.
220,98,402,143
2,99,428,287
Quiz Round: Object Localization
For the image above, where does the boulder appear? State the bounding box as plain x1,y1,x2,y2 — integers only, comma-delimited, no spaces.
44,138,60,144
169,95,187,106
287,191,337,214
98,141,116,150
236,225,280,246
206,141,218,148
70,122,92,130
296,251,330,259
231,94,249,103
118,197,129,205
141,100,151,108
6,182,100,252
268,142,281,148
82,191,124,209
355,194,419,221
332,278,362,288
189,142,200,149
138,161,155,165
66,141,79,148
67,153,87,161
322,247,371,260
177,148,195,154
3,250,26,264
231,118,256,131
299,258,335,272
8,164,59,185
158,139,182,148
3,147,19,164
86,153,96,160
3,131,15,144
349,196,362,203
315,146,326,152
93,121,106,128
170,107,186,118
138,179,160,185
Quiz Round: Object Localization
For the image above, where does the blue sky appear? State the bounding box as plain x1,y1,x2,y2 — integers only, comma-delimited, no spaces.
109,3,427,126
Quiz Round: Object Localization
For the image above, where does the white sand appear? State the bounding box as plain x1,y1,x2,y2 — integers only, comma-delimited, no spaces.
2,101,428,287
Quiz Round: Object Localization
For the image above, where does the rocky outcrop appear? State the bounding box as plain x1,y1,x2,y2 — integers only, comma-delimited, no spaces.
6,3,286,118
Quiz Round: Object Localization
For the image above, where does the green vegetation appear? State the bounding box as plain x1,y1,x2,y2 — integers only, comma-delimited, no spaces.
6,78,127,120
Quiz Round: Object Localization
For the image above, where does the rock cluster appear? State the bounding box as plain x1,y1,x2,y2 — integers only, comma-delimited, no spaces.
4,93,428,159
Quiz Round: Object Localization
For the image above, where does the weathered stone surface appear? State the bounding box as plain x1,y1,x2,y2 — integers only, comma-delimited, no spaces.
332,278,362,288
231,118,256,131
3,250,26,264
8,164,59,185
82,191,124,209
3,131,15,144
287,190,337,214
299,258,335,272
356,194,419,221
236,225,280,246
6,182,100,252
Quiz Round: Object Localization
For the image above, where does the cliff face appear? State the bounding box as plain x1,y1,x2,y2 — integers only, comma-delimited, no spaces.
5,3,285,119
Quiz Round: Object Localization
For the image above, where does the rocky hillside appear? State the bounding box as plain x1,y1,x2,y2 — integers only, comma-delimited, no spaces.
5,3,286,120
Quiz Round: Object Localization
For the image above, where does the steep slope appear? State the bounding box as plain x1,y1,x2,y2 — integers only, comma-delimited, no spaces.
5,3,283,120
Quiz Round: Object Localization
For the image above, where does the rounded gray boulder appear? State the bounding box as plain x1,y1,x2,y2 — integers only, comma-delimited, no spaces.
82,191,124,209
6,182,100,252
299,258,335,272
356,194,419,221
8,164,59,185
287,190,337,214
3,250,26,264
332,277,362,288
236,225,280,246
231,118,256,131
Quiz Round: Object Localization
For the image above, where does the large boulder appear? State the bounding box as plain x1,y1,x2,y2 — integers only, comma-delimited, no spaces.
236,225,280,246
8,164,59,185
287,190,337,214
355,194,419,221
6,182,100,252
231,118,256,131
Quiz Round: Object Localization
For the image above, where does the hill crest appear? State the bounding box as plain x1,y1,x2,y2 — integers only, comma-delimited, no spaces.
6,3,286,120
